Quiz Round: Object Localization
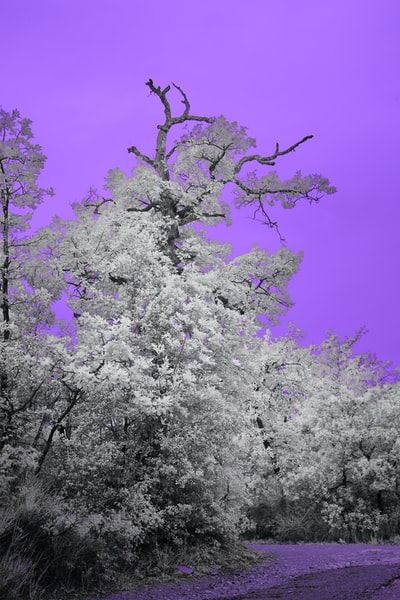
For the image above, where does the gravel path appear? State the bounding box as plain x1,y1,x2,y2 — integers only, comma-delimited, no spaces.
89,544,400,600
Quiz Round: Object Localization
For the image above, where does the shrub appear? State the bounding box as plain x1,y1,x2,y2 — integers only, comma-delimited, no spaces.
0,475,103,599
272,504,328,542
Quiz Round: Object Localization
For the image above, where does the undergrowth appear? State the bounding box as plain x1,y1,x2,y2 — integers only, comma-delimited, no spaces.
4,476,400,600
47,540,268,600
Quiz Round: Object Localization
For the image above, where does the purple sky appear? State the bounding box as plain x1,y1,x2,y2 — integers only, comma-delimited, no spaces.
3,1,400,367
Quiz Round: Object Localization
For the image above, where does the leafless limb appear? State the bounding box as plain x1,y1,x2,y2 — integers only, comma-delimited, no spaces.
128,80,215,181
126,203,156,213
84,196,115,215
234,135,313,173
172,82,190,117
252,199,285,242
126,145,154,167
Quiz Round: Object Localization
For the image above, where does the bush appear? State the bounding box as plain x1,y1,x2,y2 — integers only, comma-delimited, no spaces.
320,498,398,543
272,504,328,542
0,476,103,599
0,521,43,600
246,491,329,543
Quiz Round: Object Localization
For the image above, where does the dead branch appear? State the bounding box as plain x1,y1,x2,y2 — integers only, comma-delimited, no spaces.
128,80,215,181
84,196,115,215
172,82,190,117
127,145,154,166
234,135,313,174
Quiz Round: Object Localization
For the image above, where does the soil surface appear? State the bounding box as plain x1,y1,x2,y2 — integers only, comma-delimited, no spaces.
89,544,400,600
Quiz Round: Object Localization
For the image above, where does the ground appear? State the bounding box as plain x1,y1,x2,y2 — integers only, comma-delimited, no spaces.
74,544,400,600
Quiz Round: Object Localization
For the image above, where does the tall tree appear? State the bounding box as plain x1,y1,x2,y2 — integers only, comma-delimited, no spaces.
30,81,336,549
0,108,54,340
0,109,56,480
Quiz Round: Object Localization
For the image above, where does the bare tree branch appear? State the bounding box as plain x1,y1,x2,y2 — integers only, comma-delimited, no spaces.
172,82,190,117
84,196,115,215
127,144,154,165
138,79,215,181
146,79,172,121
126,203,157,213
251,199,285,242
234,135,313,174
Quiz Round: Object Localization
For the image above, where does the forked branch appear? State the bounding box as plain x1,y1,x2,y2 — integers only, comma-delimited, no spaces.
128,80,214,180
234,135,313,173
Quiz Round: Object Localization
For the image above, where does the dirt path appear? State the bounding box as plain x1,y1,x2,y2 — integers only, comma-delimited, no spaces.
90,544,400,600
234,562,400,599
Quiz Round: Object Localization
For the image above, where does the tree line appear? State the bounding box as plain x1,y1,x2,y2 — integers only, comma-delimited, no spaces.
1,83,399,599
